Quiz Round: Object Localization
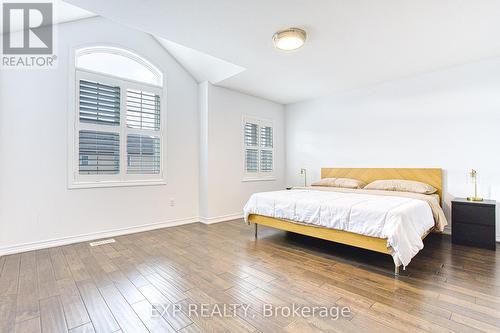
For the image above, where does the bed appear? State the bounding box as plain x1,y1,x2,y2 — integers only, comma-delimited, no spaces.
244,168,447,275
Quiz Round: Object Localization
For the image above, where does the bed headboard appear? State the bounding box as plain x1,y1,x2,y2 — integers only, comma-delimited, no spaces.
321,168,443,200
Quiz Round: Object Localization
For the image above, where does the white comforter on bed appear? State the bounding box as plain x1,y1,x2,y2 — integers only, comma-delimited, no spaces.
243,188,438,267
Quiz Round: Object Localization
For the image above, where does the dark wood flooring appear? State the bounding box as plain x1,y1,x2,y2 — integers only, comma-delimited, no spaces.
0,220,499,333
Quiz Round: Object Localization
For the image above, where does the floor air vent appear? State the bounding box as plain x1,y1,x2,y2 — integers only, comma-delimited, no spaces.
89,238,116,247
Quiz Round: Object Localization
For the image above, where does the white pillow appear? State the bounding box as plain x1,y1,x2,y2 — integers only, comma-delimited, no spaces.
311,178,366,189
364,179,437,194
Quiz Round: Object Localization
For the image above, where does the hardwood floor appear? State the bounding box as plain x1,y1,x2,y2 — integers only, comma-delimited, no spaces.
0,220,499,333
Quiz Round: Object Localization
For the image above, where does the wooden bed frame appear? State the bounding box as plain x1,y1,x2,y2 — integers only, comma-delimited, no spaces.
249,167,442,275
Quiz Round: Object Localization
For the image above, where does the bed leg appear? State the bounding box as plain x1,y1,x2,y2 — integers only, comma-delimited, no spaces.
254,223,258,239
394,265,400,276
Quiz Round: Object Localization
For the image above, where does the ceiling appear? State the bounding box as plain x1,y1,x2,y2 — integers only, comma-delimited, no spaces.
64,0,500,104
154,37,246,83
0,0,95,34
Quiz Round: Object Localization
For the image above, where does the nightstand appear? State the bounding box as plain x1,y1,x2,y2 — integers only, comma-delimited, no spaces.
452,198,496,250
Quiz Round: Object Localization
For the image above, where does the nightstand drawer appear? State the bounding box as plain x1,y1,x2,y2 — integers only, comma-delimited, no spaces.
452,203,495,226
452,222,495,250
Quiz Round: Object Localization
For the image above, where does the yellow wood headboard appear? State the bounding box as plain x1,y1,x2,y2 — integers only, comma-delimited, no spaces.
321,168,443,200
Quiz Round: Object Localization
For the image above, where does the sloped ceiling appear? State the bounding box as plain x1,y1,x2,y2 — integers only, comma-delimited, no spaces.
65,0,500,104
154,37,245,84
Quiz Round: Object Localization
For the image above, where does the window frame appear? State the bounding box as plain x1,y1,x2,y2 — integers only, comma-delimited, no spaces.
242,116,275,182
68,49,166,189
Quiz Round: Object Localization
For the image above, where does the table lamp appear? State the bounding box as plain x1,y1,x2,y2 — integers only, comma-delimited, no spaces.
300,168,307,187
467,169,483,202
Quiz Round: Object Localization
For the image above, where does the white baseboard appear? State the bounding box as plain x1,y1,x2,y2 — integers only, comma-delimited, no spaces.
0,216,199,256
199,212,243,224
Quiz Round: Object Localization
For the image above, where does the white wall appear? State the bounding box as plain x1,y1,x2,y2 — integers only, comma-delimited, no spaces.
199,83,286,221
0,17,200,253
286,59,500,238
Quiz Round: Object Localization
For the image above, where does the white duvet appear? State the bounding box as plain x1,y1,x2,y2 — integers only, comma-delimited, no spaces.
243,188,440,267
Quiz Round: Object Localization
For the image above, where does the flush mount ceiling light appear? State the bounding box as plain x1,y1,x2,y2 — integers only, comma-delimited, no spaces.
272,28,307,51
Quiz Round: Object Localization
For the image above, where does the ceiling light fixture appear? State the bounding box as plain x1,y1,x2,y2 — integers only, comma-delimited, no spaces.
272,28,307,51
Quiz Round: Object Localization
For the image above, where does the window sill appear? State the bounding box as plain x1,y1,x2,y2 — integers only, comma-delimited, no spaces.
242,177,276,182
68,179,167,189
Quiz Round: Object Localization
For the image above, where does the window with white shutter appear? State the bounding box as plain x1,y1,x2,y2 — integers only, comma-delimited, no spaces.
243,117,274,180
79,131,120,174
126,89,161,130
127,134,161,174
245,149,259,173
260,125,273,173
79,80,121,126
70,47,165,188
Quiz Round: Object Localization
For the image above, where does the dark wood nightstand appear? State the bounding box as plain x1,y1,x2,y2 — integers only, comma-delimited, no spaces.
452,198,496,250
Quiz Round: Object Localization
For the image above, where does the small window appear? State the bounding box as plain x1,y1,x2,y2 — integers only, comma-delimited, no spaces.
243,117,274,180
70,47,165,188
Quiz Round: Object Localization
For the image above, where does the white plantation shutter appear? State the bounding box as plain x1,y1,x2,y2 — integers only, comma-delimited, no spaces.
127,134,161,174
244,122,259,173
126,89,161,130
260,126,273,148
260,125,273,172
79,130,120,174
260,150,273,172
74,69,164,185
243,118,274,177
245,149,259,172
244,123,258,146
79,80,121,125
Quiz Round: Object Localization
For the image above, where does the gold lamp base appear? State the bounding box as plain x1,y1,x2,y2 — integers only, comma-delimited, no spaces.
467,196,483,202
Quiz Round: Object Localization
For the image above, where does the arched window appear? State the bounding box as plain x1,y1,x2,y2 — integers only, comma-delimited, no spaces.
70,46,165,188
76,47,162,86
